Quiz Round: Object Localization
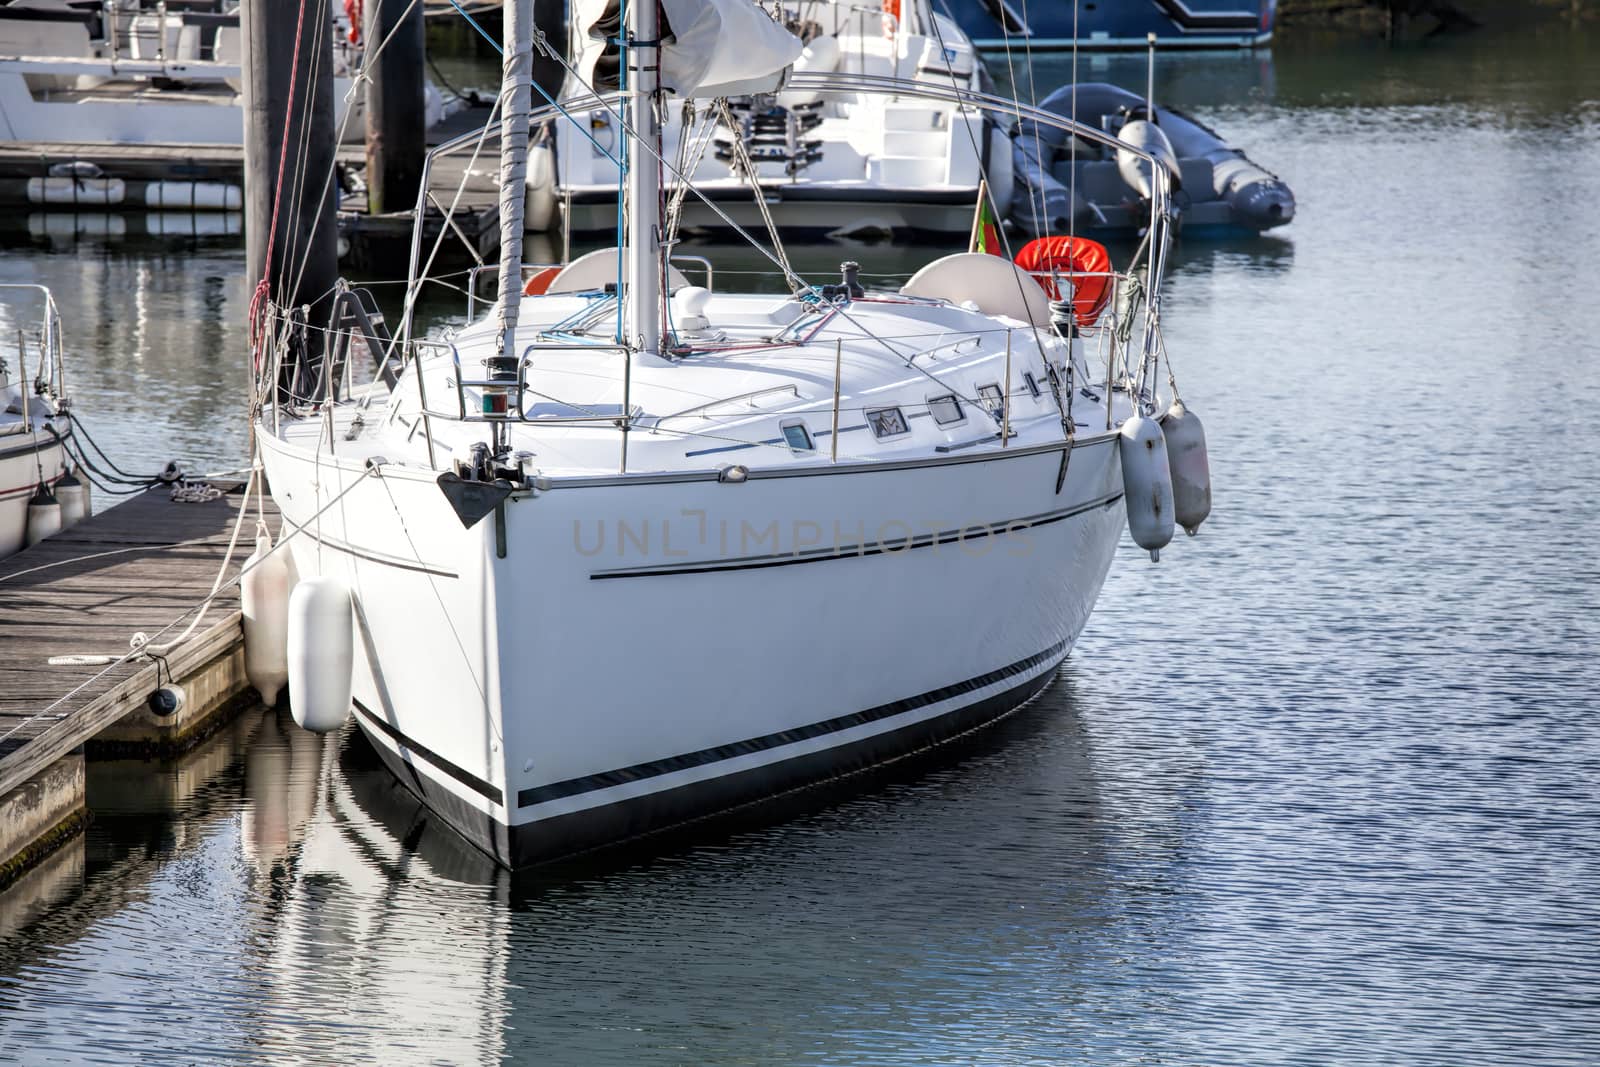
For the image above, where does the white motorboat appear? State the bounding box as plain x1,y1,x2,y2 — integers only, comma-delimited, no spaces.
544,0,1014,239
253,0,1209,867
0,284,79,560
0,1,444,150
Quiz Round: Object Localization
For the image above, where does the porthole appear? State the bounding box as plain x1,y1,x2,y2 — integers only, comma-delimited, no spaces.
865,407,910,439
780,420,814,452
977,384,1005,419
1023,372,1041,398
927,394,964,426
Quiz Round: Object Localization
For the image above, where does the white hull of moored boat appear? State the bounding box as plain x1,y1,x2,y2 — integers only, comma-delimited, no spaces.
257,428,1127,866
249,0,1195,871
563,188,978,239
0,430,69,559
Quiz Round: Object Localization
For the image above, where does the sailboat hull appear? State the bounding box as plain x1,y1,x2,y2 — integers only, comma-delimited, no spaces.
258,428,1128,868
0,429,69,559
563,185,979,239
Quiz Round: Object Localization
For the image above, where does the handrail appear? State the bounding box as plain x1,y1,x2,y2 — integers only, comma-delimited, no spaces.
647,384,801,429
399,74,1172,359
669,254,714,292
401,123,507,346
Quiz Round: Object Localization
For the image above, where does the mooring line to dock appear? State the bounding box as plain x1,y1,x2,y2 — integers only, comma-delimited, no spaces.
0,465,379,747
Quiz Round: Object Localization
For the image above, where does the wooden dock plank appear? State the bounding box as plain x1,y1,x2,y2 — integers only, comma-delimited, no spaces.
0,486,278,778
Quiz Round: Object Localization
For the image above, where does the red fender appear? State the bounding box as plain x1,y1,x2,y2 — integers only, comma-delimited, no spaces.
1013,236,1114,327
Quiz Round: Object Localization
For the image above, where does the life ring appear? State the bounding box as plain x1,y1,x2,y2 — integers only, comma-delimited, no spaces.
1012,236,1114,327
881,0,899,37
522,266,561,297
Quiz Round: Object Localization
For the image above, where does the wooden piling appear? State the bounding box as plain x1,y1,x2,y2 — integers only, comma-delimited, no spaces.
365,0,428,216
241,0,339,325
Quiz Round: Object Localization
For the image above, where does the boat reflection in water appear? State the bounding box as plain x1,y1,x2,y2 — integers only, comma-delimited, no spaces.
237,693,1125,1064
2,684,1140,1061
239,712,511,1063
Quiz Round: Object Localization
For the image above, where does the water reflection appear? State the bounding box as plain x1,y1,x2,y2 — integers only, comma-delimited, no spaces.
0,27,1597,1064
238,719,511,1064
0,224,252,483
0,689,1129,1064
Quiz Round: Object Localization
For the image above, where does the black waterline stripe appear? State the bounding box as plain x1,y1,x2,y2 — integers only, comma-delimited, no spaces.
517,639,1069,809
353,698,503,805
590,492,1123,580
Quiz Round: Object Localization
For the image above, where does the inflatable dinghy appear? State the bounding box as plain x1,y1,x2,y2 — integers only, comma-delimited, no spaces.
1010,82,1294,239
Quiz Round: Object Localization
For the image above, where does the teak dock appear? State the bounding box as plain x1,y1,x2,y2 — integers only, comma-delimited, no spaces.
0,485,278,887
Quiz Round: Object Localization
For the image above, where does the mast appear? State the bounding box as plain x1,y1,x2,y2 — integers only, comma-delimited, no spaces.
624,0,663,360
495,0,533,362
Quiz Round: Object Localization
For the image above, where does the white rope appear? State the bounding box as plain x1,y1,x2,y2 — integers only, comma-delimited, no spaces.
0,464,378,748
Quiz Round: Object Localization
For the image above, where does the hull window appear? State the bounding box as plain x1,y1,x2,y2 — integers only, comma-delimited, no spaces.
866,407,910,439
781,420,815,452
927,393,965,426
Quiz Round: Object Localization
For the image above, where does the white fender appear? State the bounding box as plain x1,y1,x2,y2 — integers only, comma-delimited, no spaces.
1164,399,1211,536
524,143,558,233
287,576,354,733
241,530,292,706
1119,413,1174,561
24,484,61,546
1116,119,1181,200
56,471,88,528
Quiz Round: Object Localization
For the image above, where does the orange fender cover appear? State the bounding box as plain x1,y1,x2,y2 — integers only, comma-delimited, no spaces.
1013,236,1114,327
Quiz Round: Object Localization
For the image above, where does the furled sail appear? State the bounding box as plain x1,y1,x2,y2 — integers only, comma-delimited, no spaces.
567,0,804,99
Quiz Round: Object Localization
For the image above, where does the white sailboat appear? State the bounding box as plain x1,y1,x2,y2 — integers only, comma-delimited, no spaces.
254,0,1209,867
545,0,1011,239
0,285,80,561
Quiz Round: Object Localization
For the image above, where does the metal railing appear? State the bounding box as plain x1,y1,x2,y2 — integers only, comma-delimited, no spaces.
0,285,69,434
340,73,1180,474
647,385,802,430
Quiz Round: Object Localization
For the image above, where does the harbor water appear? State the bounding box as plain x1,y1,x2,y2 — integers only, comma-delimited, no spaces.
2,23,1598,1065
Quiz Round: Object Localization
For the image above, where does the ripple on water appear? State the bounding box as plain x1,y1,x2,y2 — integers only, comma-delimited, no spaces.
4,25,1600,1067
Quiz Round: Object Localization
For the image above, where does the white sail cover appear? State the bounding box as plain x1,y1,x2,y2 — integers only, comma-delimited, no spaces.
567,0,803,98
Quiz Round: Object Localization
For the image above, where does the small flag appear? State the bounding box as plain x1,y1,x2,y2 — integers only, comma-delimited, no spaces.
969,180,1003,257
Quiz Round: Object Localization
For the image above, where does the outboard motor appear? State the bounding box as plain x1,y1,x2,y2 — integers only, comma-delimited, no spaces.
1115,116,1180,200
